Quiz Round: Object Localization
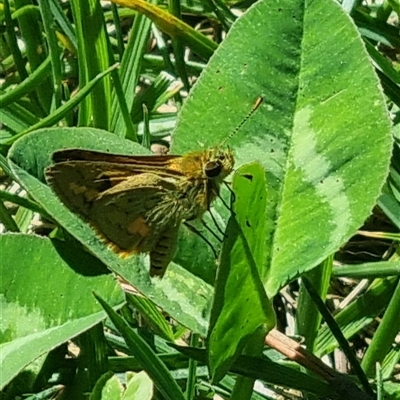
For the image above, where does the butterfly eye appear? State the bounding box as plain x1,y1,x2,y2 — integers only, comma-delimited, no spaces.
205,161,222,178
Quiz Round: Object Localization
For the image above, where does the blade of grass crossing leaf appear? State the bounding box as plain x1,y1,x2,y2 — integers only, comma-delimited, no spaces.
14,0,51,111
38,0,63,109
332,261,400,279
94,293,186,400
0,56,52,108
14,206,34,233
0,0,43,117
168,0,190,91
0,154,14,178
141,104,151,149
0,103,38,135
361,278,400,376
296,256,333,352
364,40,400,85
0,190,52,219
378,192,400,229
110,6,153,137
0,201,20,232
376,362,383,400
49,0,78,51
185,333,199,400
70,0,112,128
315,277,398,356
110,68,138,141
302,277,374,396
3,0,28,81
111,3,125,59
202,0,236,30
152,25,175,74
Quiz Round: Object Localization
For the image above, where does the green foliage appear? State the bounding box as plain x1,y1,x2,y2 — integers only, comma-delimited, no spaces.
1,0,399,398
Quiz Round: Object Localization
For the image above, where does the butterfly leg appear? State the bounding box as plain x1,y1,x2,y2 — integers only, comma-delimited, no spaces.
204,213,226,239
184,222,219,259
222,181,236,213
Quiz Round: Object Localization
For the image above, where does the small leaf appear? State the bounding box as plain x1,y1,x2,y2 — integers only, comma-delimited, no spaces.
123,371,153,400
90,372,123,400
207,163,275,382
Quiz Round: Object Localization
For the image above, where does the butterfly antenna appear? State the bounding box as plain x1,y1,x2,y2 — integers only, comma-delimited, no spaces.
219,96,263,148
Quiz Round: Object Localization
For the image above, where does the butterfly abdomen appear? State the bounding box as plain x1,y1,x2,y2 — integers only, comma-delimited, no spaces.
149,228,180,277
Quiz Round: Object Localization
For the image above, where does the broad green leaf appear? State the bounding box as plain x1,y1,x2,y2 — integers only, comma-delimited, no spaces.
0,234,124,390
207,163,275,382
8,128,213,335
172,0,392,296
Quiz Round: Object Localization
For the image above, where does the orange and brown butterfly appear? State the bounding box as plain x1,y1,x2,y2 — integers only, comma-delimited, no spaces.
45,97,263,277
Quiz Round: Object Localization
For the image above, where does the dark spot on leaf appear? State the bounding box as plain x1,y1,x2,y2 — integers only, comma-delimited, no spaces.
246,220,251,227
243,174,253,181
216,69,220,74
218,86,224,91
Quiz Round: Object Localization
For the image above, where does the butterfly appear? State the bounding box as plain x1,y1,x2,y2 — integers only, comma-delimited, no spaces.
45,97,263,277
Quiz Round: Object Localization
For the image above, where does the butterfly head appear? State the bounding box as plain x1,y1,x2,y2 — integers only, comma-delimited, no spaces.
204,147,234,182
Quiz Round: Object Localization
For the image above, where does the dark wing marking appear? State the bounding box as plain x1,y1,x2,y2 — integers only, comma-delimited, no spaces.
52,149,180,166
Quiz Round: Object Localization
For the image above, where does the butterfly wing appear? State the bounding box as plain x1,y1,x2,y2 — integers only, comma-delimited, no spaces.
45,149,215,277
46,159,185,276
